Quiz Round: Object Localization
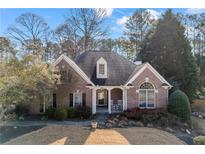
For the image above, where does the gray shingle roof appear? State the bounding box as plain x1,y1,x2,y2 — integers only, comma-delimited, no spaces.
75,50,138,86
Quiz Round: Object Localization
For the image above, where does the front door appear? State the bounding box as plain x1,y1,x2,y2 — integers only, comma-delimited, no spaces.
97,89,108,106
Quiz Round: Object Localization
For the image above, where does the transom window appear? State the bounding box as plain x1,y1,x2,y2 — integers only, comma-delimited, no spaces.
139,82,155,109
140,82,154,89
99,64,105,75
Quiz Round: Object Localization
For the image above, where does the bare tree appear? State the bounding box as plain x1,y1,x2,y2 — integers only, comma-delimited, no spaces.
0,37,16,63
7,13,50,56
54,23,81,59
65,8,107,52
125,9,155,58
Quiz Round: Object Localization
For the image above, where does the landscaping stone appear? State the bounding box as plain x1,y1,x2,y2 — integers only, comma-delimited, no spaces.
128,120,136,126
118,123,124,128
183,123,189,128
113,118,119,123
186,129,191,135
107,119,116,125
120,116,128,122
119,120,128,126
147,123,153,127
176,133,193,145
165,127,175,133
18,116,24,121
180,128,186,132
136,121,144,127
192,111,205,119
105,123,113,128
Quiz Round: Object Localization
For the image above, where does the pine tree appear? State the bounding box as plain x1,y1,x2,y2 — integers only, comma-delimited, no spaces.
140,9,200,101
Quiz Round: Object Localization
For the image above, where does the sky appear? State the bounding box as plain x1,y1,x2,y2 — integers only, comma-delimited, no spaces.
0,8,205,39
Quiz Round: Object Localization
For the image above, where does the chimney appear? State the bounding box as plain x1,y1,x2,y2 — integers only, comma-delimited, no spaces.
134,61,142,65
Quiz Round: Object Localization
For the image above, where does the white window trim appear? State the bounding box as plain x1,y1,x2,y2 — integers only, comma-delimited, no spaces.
138,82,156,109
73,92,82,107
96,57,107,78
138,89,156,109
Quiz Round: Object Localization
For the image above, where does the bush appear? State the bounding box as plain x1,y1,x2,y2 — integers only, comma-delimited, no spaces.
14,103,29,117
193,136,205,145
75,106,91,119
168,90,191,122
122,108,182,127
45,107,56,119
122,108,161,120
54,108,67,121
67,107,76,118
1,113,17,121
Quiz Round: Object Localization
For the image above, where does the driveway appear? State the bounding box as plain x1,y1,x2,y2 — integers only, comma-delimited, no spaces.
3,125,185,145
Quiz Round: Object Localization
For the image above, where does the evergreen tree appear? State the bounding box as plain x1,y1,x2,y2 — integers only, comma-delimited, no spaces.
140,9,200,101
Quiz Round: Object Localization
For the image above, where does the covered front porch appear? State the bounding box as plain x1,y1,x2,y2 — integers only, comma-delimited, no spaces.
90,86,128,114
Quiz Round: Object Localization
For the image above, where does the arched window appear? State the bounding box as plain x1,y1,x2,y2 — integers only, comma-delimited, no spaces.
138,82,155,109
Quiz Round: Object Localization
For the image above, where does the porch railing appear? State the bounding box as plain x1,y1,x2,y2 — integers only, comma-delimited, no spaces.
111,100,123,112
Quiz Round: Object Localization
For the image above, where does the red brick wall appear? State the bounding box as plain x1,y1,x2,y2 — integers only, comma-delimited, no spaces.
111,88,122,101
127,67,168,109
54,59,92,108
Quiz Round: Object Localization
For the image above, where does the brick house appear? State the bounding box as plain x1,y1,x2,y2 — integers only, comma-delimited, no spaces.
32,50,172,114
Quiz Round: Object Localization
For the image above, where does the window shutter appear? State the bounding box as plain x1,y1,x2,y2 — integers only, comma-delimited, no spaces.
70,93,73,107
82,93,86,106
53,94,56,108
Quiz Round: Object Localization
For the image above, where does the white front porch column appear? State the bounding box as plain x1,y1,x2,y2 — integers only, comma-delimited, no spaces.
122,89,125,111
92,88,96,114
123,88,128,110
108,89,111,114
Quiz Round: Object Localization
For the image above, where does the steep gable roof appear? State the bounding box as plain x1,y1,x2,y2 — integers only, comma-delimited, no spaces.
75,51,136,85
125,62,172,87
54,54,94,86
54,50,172,87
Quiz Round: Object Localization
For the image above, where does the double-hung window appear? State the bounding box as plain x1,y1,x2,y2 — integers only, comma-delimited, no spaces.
74,93,82,107
139,82,155,109
99,64,105,75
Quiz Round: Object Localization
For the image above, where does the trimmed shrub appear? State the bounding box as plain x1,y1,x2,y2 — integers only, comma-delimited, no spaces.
75,106,91,119
67,107,76,118
45,107,56,119
54,108,67,121
193,136,205,145
168,90,191,122
14,103,29,117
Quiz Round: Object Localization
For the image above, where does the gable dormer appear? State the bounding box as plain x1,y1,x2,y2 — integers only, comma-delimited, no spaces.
96,57,107,78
